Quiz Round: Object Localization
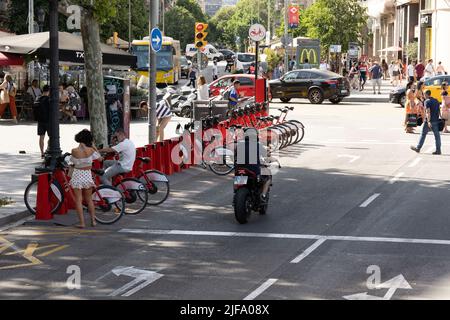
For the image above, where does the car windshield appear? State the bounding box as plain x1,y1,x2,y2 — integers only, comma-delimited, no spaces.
180,56,188,65
237,54,255,63
133,45,173,71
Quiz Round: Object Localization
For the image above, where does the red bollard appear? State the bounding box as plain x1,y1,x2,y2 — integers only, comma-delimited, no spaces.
163,139,174,175
144,144,156,170
170,137,181,173
35,173,53,220
156,141,165,173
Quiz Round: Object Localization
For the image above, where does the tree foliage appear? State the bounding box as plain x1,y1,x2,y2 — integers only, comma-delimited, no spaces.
164,6,196,50
301,0,368,52
405,41,418,61
208,6,237,48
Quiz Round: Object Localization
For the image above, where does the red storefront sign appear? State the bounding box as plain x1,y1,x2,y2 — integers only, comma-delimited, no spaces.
288,5,300,28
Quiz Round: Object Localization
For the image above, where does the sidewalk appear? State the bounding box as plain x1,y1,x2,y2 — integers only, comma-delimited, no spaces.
0,117,189,227
343,79,398,103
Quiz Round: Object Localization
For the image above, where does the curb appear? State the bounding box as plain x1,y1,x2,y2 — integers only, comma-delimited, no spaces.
0,209,32,229
343,97,389,103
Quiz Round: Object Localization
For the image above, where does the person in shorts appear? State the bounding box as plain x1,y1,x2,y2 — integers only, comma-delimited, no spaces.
36,85,50,159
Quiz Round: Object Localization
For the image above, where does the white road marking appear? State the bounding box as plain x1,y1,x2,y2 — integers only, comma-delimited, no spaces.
243,278,278,300
291,238,327,263
337,154,361,163
343,274,412,300
389,172,405,184
109,266,163,297
359,193,381,208
119,228,450,246
408,157,422,168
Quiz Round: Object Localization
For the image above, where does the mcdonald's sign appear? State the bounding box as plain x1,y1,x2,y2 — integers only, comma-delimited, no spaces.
296,38,321,68
299,48,318,65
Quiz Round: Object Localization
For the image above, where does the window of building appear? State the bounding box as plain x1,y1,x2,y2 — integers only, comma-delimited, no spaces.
421,0,432,10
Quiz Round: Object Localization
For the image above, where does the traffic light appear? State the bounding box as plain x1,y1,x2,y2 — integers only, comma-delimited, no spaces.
195,22,208,49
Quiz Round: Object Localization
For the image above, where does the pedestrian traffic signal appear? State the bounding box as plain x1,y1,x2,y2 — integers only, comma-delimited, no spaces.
195,22,208,49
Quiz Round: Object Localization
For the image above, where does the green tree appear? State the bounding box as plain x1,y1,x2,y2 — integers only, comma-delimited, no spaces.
405,41,418,61
164,6,196,51
209,6,237,49
176,0,207,22
302,0,368,52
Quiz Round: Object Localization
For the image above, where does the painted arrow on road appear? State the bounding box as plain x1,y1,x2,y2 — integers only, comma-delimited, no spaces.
337,154,360,163
343,274,412,300
109,266,163,297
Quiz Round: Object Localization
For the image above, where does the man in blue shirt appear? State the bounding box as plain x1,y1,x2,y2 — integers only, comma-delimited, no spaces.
228,80,241,108
369,61,383,94
411,90,442,155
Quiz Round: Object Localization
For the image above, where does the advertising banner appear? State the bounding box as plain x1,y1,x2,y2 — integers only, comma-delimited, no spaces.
296,38,320,68
288,5,300,29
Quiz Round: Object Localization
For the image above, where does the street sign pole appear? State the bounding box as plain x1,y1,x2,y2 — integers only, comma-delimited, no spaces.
255,41,259,80
148,0,159,144
284,0,288,73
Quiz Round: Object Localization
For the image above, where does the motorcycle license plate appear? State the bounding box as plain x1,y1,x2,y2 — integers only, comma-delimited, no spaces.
234,176,248,185
341,89,348,94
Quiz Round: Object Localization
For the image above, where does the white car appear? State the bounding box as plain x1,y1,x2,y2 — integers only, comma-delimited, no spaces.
235,52,255,73
185,44,224,62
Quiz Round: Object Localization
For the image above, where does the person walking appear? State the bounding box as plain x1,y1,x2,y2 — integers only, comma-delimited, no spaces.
358,61,368,91
348,63,359,90
440,82,450,133
410,90,442,155
407,60,416,83
197,75,209,101
188,67,197,88
415,60,425,81
228,80,241,108
212,60,219,80
392,61,401,87
415,81,426,124
369,61,383,94
404,84,417,133
436,61,447,75
0,75,18,124
68,129,101,228
155,94,172,142
27,79,42,102
388,61,395,85
381,59,389,80
35,85,50,159
98,128,136,185
424,59,436,78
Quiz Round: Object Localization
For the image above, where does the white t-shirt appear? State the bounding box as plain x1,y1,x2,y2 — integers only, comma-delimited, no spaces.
197,84,209,100
407,64,415,77
27,86,42,101
425,63,434,77
112,138,136,171
212,65,218,76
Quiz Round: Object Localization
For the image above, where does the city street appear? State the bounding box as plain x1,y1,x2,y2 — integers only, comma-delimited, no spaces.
2,99,450,300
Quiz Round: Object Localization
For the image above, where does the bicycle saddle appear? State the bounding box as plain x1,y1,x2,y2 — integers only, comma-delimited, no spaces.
137,157,151,164
92,168,105,176
272,115,280,120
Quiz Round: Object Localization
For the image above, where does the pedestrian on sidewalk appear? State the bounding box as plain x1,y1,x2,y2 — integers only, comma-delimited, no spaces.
436,61,447,75
440,82,450,133
415,81,426,124
369,61,382,94
404,84,417,134
411,90,442,155
388,61,394,85
424,59,436,79
69,129,101,228
27,79,42,102
415,60,425,81
358,61,368,91
212,60,219,80
197,75,209,100
382,59,389,80
348,63,359,90
0,75,18,124
407,60,416,83
392,61,400,87
35,85,50,159
188,67,197,88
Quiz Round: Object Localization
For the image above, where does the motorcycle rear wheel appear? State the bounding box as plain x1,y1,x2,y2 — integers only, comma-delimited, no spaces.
234,188,252,224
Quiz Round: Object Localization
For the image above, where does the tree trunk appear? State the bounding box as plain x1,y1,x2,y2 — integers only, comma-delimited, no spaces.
80,8,107,147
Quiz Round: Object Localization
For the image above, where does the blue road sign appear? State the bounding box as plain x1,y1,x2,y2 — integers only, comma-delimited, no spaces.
150,28,163,52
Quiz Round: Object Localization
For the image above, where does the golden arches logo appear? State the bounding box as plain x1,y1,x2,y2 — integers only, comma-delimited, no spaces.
300,48,318,64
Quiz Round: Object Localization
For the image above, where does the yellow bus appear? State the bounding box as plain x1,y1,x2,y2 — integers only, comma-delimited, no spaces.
131,36,181,85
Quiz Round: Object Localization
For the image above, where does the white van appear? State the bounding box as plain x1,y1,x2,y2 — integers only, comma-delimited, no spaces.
185,44,224,62
235,52,256,73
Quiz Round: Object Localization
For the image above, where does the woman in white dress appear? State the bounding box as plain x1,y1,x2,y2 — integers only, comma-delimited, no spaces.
69,129,101,228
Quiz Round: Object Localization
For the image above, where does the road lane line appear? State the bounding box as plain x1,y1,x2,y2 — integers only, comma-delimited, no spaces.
408,158,422,168
118,229,450,246
290,238,326,263
359,193,381,208
389,172,405,184
337,155,360,163
243,278,278,300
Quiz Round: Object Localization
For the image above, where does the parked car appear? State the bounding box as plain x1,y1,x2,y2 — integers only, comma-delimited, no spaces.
180,55,191,79
235,53,255,73
423,75,450,103
269,69,350,104
389,86,406,107
208,74,255,97
185,44,224,62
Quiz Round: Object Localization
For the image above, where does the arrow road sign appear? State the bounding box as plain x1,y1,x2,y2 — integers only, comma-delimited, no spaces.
343,274,412,300
109,266,163,297
150,28,163,52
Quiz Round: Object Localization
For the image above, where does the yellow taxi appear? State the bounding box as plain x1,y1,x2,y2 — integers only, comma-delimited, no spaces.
423,75,450,103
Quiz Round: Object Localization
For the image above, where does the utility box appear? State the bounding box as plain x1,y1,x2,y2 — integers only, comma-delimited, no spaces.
104,76,131,145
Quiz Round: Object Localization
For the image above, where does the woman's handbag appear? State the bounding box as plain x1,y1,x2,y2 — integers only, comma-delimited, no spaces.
406,113,417,127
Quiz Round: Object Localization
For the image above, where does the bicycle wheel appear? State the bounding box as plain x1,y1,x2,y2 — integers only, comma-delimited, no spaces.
276,123,295,147
24,180,64,215
207,146,235,176
272,125,289,149
115,178,148,214
138,170,170,205
279,122,298,147
262,127,282,151
93,185,125,224
287,120,305,143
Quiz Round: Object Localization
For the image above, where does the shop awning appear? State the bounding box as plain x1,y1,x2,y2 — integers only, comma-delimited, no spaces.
0,31,136,67
0,52,24,66
378,46,403,52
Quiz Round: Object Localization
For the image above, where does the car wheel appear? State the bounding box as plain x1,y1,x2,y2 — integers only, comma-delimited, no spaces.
329,97,343,104
308,88,324,104
280,97,291,103
400,94,406,108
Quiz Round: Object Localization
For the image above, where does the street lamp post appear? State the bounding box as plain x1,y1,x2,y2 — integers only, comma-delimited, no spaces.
46,0,61,168
37,8,45,32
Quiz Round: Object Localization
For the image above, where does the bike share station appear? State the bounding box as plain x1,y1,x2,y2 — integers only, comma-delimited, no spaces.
27,23,304,226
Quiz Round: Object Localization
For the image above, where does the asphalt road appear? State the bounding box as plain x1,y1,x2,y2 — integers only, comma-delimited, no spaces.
2,100,450,300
